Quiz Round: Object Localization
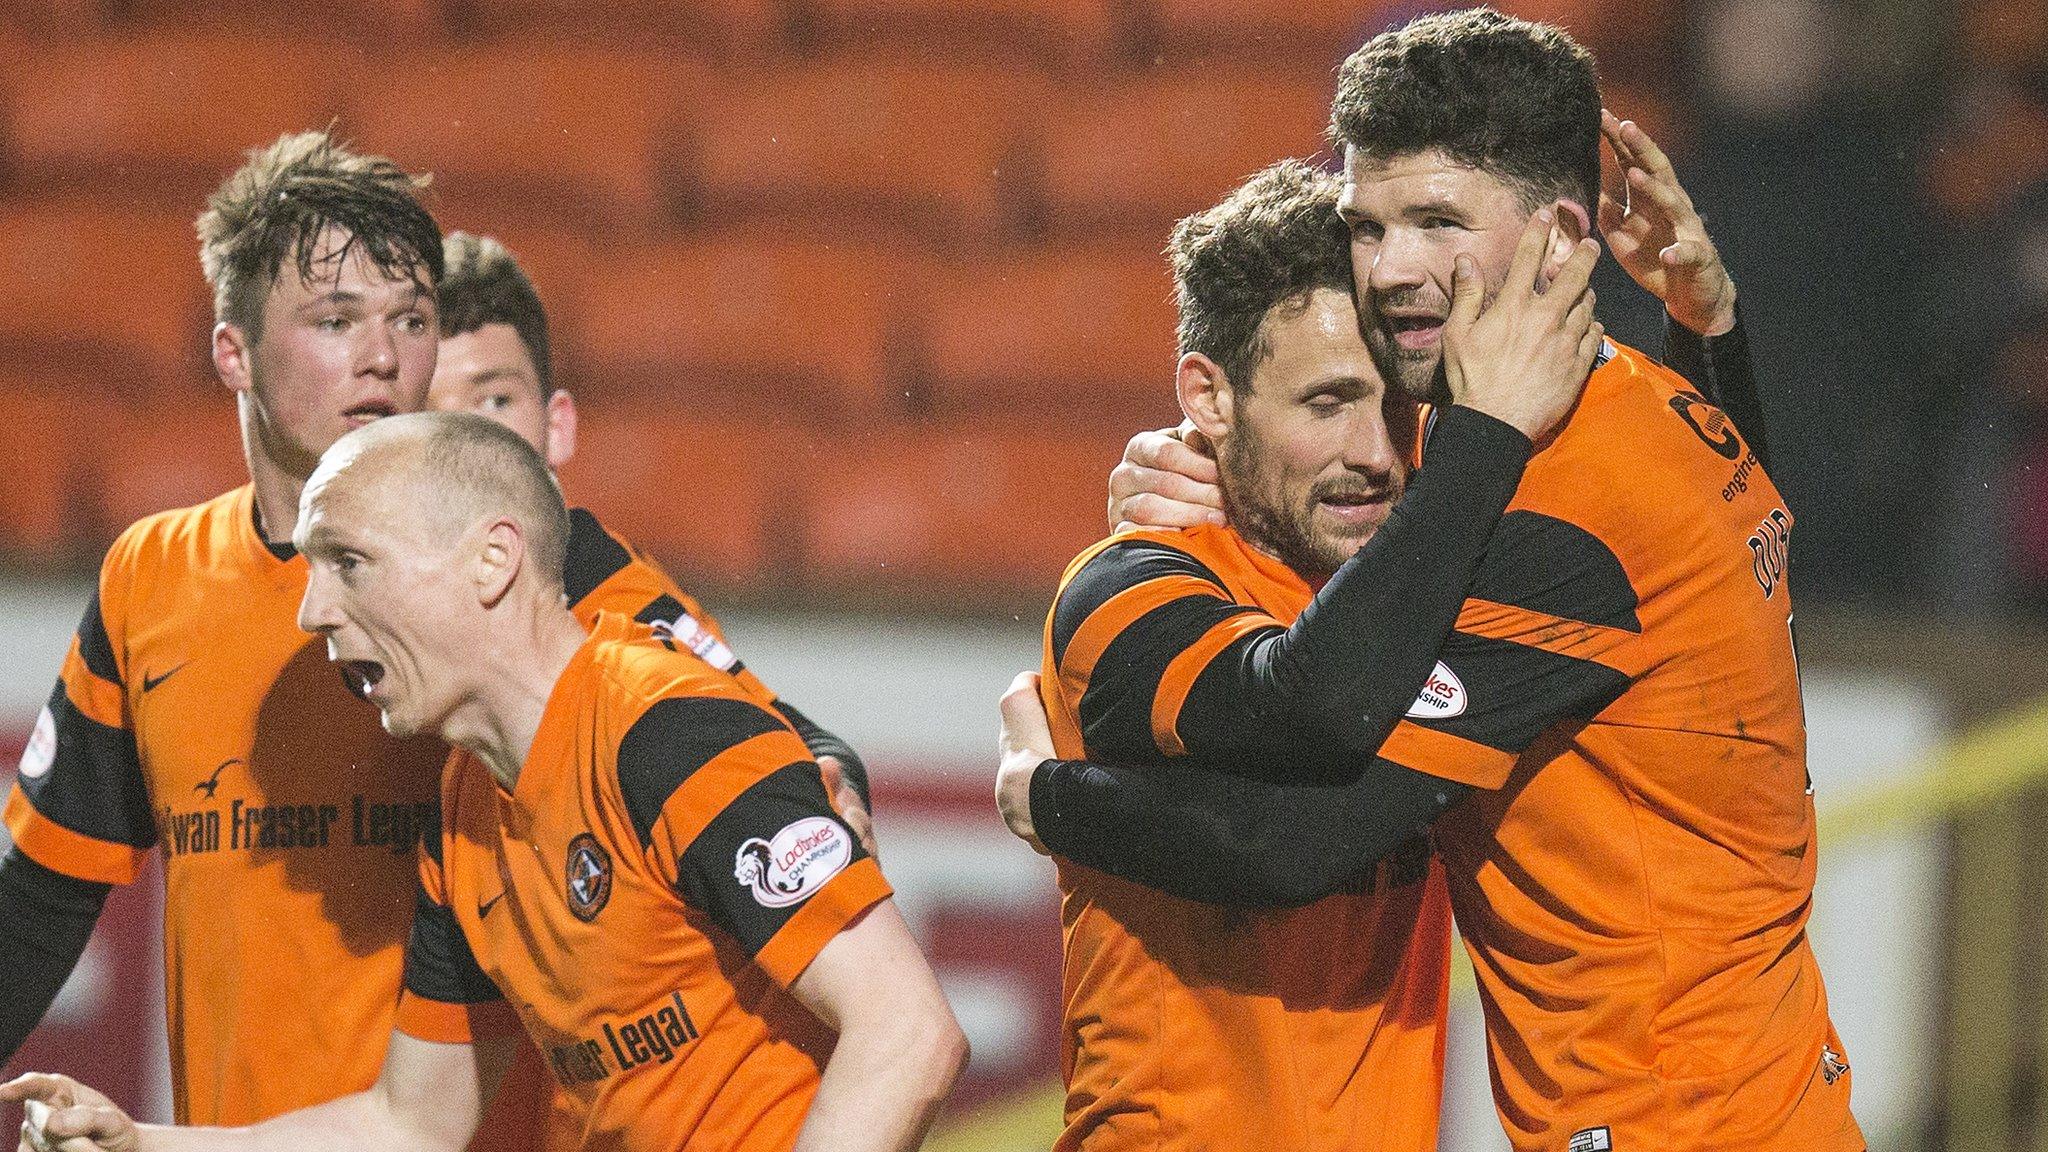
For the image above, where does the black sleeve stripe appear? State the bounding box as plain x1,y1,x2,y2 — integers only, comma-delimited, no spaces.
75,590,120,686
1051,540,1230,669
1422,631,1632,754
773,701,870,806
402,888,502,1006
674,761,869,957
19,685,154,849
634,594,689,626
1469,512,1641,633
617,696,791,848
562,508,635,608
1076,595,1267,762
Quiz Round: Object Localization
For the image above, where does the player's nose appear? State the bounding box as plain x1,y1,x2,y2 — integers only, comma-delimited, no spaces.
297,574,341,635
1365,232,1429,294
356,320,399,380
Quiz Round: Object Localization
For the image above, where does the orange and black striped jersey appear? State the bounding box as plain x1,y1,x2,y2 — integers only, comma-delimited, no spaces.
1,488,773,1141
1032,342,1860,1152
394,612,890,1152
1040,523,1453,1152
1387,343,1860,1152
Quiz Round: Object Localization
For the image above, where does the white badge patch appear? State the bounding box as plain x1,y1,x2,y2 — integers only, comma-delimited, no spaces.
17,705,56,780
1567,1127,1612,1152
733,816,852,908
654,614,739,673
1405,661,1468,719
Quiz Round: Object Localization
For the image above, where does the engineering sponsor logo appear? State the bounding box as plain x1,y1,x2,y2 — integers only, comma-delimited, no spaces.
1405,662,1467,720
566,832,613,922
547,989,702,1087
18,706,56,780
734,816,851,908
1567,1126,1612,1152
1668,390,1743,461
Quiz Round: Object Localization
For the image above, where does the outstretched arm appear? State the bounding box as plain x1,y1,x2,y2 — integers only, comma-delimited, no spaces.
4,1031,516,1152
0,851,110,1064
787,901,968,1152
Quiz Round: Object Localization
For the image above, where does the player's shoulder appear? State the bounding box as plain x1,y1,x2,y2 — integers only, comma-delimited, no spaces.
102,485,252,577
1056,525,1237,605
588,617,783,736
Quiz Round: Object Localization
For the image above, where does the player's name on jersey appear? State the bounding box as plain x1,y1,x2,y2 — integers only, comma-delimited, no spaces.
548,990,703,1088
156,795,439,858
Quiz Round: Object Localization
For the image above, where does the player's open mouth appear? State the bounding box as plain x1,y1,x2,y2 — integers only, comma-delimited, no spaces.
1386,314,1444,350
1318,491,1390,527
343,401,397,426
340,659,386,699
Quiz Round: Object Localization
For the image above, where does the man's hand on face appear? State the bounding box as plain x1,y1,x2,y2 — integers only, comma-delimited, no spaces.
1597,109,1737,337
1107,423,1225,533
995,672,1054,856
1441,209,1605,443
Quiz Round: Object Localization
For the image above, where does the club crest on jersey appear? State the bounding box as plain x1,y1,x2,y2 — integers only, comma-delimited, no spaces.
1821,1045,1849,1085
566,833,613,922
1405,662,1467,720
18,705,56,780
733,816,852,908
649,614,739,673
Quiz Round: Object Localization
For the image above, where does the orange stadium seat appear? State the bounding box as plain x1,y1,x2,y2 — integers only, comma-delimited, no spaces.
1143,0,1389,62
95,398,250,536
0,33,357,198
108,0,438,35
345,44,706,226
0,376,98,560
1964,0,2048,77
793,0,1120,66
556,410,791,587
1030,71,1332,237
0,201,212,385
911,245,1183,428
799,423,1123,596
441,0,782,55
565,236,911,414
678,60,1050,242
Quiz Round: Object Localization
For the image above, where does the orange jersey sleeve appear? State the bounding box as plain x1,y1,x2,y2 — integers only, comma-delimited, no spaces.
615,693,888,988
6,532,155,885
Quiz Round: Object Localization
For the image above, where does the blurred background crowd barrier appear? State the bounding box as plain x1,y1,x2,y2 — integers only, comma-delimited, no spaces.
0,1,2044,1148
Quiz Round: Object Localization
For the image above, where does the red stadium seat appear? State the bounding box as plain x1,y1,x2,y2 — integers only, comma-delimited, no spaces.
0,201,212,386
799,422,1122,598
0,376,98,560
557,410,793,587
1030,71,1332,237
565,236,913,415
0,33,358,198
678,61,1050,241
794,0,1121,66
345,44,707,226
910,244,1183,428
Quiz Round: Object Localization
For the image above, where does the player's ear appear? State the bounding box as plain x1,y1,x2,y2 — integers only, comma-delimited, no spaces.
542,389,578,471
1175,352,1235,444
476,519,522,608
1542,199,1593,285
213,322,254,395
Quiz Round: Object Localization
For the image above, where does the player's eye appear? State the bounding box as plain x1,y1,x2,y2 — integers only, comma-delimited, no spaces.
1350,220,1385,242
316,315,349,333
1306,394,1345,415
1422,216,1461,230
483,393,513,412
396,313,429,333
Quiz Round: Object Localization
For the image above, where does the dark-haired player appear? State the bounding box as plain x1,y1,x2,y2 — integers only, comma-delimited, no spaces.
5,412,966,1152
1003,10,1858,1151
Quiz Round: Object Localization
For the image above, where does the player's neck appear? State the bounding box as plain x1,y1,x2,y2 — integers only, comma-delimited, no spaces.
447,602,591,792
238,398,313,546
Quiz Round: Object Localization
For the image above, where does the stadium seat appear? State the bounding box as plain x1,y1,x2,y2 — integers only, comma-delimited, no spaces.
109,0,440,36
1964,0,2048,79
0,201,212,386
0,32,358,199
910,244,1183,428
556,410,792,587
676,60,1050,242
799,422,1122,598
1029,71,1331,237
791,0,1121,67
95,397,250,536
0,375,98,561
1142,0,1389,63
565,236,913,415
345,44,706,226
438,0,782,55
